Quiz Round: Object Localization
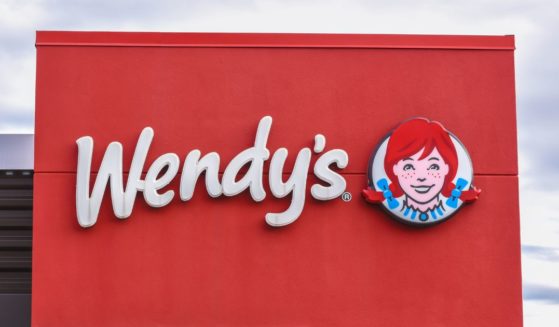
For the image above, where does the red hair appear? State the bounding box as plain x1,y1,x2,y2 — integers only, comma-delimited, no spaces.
384,118,457,198
362,118,481,205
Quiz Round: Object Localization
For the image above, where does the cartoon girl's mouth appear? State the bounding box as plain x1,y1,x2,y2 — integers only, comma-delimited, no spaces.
411,184,434,194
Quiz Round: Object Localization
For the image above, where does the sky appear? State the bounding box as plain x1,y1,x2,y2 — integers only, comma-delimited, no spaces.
1,0,558,325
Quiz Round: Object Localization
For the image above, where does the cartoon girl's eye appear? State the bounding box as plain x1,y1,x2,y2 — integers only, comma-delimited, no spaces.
403,163,415,171
429,164,440,170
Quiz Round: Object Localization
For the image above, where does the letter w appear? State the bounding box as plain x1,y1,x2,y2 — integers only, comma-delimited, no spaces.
75,128,153,227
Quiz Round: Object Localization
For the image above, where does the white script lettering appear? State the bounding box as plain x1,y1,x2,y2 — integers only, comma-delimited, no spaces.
75,117,349,228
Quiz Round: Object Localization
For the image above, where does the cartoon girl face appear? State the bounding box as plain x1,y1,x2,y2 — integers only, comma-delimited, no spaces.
392,147,449,204
365,117,479,225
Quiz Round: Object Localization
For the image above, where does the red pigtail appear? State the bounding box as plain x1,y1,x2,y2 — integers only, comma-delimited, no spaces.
460,186,482,203
443,182,482,203
361,182,403,204
361,187,384,203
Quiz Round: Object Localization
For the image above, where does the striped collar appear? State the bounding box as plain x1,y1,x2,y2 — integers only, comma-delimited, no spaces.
400,199,446,222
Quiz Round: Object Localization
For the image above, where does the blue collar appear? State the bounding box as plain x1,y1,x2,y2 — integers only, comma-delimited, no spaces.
400,199,446,222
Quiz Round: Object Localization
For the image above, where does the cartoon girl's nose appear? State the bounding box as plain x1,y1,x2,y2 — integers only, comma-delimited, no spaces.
417,177,426,182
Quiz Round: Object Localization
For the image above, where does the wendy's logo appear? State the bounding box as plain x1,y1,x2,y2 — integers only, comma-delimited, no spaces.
362,118,481,226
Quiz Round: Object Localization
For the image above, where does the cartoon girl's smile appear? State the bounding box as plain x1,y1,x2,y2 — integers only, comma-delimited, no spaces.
411,185,434,194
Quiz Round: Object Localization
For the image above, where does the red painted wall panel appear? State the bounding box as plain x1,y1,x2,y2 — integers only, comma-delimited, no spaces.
35,46,517,175
33,32,521,326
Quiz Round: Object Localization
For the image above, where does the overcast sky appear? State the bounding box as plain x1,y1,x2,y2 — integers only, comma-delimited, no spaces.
1,0,558,325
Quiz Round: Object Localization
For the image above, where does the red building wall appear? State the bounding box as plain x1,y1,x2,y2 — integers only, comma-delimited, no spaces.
33,32,521,326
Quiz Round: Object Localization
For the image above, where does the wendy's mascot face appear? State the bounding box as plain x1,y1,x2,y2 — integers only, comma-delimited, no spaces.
363,117,480,226
385,118,458,206
392,147,450,205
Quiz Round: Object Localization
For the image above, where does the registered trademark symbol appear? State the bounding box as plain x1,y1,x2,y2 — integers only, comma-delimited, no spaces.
341,192,352,202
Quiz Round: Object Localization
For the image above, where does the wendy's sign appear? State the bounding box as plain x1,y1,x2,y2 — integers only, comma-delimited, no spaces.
362,118,481,225
75,116,348,228
76,116,479,228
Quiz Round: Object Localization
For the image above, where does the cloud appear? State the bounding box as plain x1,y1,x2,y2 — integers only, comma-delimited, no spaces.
515,11,559,190
524,283,559,304
0,134,33,169
35,0,214,28
0,107,34,133
523,245,559,262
